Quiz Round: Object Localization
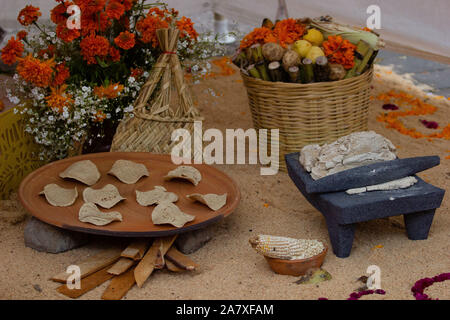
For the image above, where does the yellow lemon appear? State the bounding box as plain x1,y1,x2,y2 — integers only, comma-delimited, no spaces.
305,46,325,63
303,29,324,46
293,40,312,58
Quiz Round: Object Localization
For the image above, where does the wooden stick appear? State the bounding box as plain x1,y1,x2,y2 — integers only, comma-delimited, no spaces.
51,247,122,283
121,239,150,260
166,259,185,272
57,266,114,299
107,258,134,276
102,266,137,300
134,236,177,287
165,247,199,271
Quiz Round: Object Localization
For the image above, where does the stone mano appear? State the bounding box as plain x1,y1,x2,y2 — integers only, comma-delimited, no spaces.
285,152,445,258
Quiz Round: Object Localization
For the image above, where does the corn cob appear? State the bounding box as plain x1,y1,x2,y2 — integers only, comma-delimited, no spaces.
249,235,324,260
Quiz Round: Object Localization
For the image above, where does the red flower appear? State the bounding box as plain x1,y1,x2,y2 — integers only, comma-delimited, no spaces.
56,22,80,42
109,46,121,62
16,30,28,41
122,0,137,11
114,31,135,50
53,63,70,87
51,1,71,25
80,34,110,64
106,0,125,20
1,37,24,65
136,9,169,47
17,5,41,26
176,16,198,41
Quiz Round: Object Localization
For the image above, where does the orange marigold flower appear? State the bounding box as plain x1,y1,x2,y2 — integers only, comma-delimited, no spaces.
16,30,28,40
80,34,110,65
323,35,356,70
109,46,121,62
240,27,276,49
17,5,41,26
45,85,73,113
106,0,125,20
122,0,137,11
53,62,70,87
56,22,80,42
51,1,71,24
79,13,98,36
136,14,168,47
17,55,55,87
114,31,135,50
93,110,107,122
75,0,106,16
93,83,124,99
1,36,24,65
176,16,198,41
273,18,305,48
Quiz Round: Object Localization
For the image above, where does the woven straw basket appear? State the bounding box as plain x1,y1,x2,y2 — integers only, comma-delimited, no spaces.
111,28,202,155
241,68,373,171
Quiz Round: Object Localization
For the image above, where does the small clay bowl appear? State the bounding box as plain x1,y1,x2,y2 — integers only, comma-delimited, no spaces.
264,242,328,276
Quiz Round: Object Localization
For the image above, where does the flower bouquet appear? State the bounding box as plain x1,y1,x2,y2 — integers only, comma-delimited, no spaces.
1,0,214,161
232,16,384,83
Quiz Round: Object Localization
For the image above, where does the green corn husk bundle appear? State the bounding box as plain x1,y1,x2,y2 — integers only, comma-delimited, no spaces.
310,19,384,50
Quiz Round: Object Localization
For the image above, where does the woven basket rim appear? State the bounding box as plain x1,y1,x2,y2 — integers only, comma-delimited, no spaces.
241,67,373,88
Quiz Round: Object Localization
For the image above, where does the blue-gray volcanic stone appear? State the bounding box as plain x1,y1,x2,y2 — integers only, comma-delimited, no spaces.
285,152,445,258
24,217,89,254
301,156,440,194
285,152,445,224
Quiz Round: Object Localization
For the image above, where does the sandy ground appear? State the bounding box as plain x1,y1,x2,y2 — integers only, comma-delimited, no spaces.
0,63,449,300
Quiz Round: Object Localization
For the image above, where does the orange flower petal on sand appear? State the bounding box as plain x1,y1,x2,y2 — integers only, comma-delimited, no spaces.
1,36,24,65
17,5,41,26
376,90,450,140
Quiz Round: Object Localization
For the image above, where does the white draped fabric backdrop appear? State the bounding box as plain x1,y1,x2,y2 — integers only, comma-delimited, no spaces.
1,0,449,61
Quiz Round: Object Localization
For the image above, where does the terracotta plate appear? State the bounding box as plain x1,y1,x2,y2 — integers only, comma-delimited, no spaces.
19,152,240,237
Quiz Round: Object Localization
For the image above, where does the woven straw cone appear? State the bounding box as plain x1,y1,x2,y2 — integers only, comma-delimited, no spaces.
242,68,373,171
111,28,202,154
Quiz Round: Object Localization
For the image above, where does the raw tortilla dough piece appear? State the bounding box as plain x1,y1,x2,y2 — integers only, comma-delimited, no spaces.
78,202,123,226
136,186,178,206
152,202,195,228
39,184,78,207
59,160,101,186
346,176,418,194
299,131,397,180
164,166,202,186
187,193,227,211
83,184,126,209
108,160,149,184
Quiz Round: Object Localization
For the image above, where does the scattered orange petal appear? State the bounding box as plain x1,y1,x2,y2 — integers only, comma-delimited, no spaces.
263,203,269,208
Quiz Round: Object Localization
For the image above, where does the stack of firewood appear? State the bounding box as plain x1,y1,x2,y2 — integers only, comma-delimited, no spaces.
51,235,198,300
